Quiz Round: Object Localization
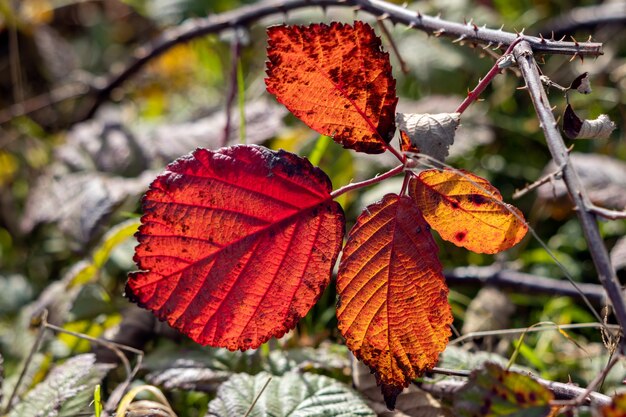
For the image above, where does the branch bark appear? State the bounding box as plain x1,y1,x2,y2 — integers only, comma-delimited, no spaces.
66,0,601,122
537,2,626,38
419,377,612,407
445,266,608,307
513,41,626,348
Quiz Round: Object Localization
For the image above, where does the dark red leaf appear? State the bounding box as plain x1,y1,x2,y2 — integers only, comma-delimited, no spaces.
265,22,398,154
127,145,345,350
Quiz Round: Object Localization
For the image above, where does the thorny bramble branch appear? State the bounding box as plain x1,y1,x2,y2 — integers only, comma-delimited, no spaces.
513,41,626,351
81,0,601,120
0,0,602,125
444,266,608,307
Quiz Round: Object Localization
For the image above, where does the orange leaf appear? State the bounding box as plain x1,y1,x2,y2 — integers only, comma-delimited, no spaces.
337,194,452,408
127,145,345,350
399,130,418,153
265,22,398,154
600,393,626,417
409,169,527,254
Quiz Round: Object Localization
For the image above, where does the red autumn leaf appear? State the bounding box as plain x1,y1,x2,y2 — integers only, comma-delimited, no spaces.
127,145,345,350
409,169,527,254
265,22,398,154
399,130,419,153
337,194,453,409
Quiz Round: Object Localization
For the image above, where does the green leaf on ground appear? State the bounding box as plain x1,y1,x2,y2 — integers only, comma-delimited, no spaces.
206,371,375,416
8,354,112,417
453,362,552,417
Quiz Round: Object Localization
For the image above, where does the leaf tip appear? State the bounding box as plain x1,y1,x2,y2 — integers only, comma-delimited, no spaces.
381,383,404,410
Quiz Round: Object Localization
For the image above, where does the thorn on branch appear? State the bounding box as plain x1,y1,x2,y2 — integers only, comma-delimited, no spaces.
539,33,546,43
482,42,493,50
473,23,479,32
434,28,445,37
570,36,579,46
453,34,467,43
135,47,149,59
377,12,390,21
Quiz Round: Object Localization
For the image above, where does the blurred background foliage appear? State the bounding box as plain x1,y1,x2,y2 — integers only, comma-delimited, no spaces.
0,0,624,415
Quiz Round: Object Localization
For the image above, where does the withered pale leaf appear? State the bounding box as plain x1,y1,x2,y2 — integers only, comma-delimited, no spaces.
563,104,616,139
396,112,460,162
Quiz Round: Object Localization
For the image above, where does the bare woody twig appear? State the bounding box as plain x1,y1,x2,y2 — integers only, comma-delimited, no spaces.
537,2,626,38
553,353,622,408
445,266,608,307
513,41,626,349
70,0,602,122
513,165,564,199
222,31,243,147
449,323,621,346
419,377,612,407
588,205,626,221
0,82,92,125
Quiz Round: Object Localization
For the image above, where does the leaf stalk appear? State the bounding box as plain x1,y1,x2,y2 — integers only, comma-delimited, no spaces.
330,164,405,199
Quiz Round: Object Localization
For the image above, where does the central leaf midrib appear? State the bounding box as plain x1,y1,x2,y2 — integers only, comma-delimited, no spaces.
134,197,337,289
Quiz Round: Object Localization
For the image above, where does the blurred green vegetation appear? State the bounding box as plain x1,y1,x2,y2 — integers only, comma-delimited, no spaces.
0,0,624,414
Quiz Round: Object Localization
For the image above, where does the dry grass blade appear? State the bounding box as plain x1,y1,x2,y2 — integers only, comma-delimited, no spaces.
243,376,272,417
116,385,176,417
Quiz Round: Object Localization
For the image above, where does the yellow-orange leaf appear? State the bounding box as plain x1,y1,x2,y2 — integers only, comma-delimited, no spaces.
265,22,397,154
409,169,527,254
600,393,626,417
337,194,452,408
